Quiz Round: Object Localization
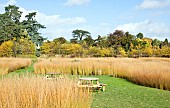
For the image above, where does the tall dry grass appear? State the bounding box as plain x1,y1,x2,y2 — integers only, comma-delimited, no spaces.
0,58,32,75
0,75,92,108
34,58,114,75
139,57,170,63
118,58,170,90
34,57,170,90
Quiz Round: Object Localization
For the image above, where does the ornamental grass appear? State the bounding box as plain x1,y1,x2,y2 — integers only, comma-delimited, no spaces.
0,75,92,108
0,58,32,75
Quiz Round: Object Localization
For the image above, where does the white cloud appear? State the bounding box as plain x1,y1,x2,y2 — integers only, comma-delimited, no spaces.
19,7,86,26
37,14,86,26
151,10,170,16
38,22,113,41
137,0,170,9
18,7,87,40
67,23,113,39
115,20,170,40
36,13,86,40
64,0,90,6
0,0,16,6
19,7,37,21
5,0,17,5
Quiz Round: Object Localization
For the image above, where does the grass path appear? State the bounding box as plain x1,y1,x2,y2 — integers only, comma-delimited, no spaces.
8,62,34,76
91,76,170,108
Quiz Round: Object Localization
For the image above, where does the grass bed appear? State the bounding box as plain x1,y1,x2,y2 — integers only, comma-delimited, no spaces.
0,58,32,75
0,75,92,108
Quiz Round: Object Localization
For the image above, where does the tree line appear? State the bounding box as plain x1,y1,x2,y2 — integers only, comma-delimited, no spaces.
41,29,170,58
0,5,170,58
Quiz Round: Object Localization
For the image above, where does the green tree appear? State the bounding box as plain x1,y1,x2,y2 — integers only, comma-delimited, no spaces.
107,30,134,56
22,12,46,56
1,5,25,57
94,35,107,48
83,35,94,48
0,13,13,44
163,38,169,46
0,5,45,57
152,39,161,56
121,32,134,52
152,39,161,47
22,12,46,46
70,29,91,44
107,30,124,48
53,37,67,44
136,32,144,39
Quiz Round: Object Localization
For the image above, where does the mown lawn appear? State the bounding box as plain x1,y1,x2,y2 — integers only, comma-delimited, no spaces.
91,75,170,108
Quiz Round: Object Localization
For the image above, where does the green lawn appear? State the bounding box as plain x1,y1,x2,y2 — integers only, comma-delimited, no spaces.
91,75,170,108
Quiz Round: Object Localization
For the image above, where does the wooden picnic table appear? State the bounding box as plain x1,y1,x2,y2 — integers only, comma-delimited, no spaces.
78,77,100,85
77,77,106,92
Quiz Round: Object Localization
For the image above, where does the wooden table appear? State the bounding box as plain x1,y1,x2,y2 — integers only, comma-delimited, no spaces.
78,77,100,85
77,77,102,92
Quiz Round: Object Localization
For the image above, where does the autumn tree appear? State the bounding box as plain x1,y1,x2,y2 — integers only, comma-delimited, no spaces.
41,41,55,56
19,37,35,55
52,37,67,54
60,43,83,57
0,41,13,57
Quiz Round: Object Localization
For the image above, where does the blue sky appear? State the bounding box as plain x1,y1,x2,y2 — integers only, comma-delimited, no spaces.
0,0,170,41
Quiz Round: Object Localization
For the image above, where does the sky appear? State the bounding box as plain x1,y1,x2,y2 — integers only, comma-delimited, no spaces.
0,0,170,41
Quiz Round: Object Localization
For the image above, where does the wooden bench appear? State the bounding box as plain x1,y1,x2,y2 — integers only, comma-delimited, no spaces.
100,83,106,91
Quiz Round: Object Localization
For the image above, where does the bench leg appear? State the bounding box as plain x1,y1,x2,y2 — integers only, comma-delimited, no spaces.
102,86,106,91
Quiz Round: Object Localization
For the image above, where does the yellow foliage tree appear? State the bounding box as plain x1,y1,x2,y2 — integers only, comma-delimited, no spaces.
19,37,35,55
161,46,170,57
60,43,83,57
118,47,127,57
41,41,55,56
87,46,112,57
143,47,153,57
0,41,14,57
